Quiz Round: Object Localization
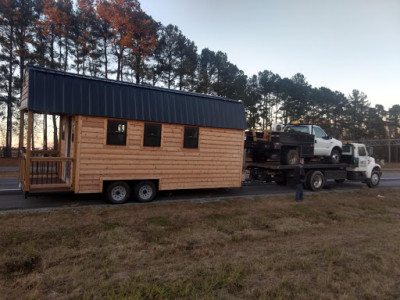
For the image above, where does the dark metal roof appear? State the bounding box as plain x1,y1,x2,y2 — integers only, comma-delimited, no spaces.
25,65,246,130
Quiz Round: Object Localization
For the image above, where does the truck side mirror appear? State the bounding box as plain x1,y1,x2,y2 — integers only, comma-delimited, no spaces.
368,147,373,156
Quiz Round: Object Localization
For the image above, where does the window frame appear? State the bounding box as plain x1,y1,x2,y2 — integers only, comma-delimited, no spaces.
143,123,162,147
183,126,199,149
106,119,127,146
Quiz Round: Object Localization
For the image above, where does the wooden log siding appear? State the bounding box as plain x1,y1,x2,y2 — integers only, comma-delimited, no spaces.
76,116,244,194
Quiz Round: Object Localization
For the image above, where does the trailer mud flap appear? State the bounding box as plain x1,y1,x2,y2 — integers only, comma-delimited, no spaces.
324,170,347,180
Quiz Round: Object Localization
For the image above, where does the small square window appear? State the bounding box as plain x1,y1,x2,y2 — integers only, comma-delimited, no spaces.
107,120,127,146
184,126,199,148
143,123,161,147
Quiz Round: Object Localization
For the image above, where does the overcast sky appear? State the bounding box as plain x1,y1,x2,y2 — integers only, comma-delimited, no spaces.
141,0,400,110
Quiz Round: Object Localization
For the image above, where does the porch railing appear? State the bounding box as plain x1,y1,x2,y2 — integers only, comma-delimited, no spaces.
19,150,74,192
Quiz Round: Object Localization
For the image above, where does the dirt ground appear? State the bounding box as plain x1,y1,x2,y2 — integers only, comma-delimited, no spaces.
1,189,400,299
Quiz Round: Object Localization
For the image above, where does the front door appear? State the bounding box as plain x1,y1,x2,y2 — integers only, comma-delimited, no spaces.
313,126,331,156
357,146,368,170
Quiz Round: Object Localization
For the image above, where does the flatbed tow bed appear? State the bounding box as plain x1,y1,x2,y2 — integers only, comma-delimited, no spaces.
244,162,351,170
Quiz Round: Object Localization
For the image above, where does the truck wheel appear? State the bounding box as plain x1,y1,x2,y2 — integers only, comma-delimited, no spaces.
134,181,157,202
106,181,131,204
303,171,313,190
329,149,341,164
285,149,299,165
308,171,325,191
366,170,380,188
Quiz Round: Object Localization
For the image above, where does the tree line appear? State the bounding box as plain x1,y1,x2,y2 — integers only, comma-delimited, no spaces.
0,0,399,157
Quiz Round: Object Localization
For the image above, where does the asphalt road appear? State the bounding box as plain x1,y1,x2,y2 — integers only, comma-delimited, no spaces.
0,172,399,211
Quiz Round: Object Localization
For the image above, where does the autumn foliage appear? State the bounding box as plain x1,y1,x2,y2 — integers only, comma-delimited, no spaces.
96,0,157,81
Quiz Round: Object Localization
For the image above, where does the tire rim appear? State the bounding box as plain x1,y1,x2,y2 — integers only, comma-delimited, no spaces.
312,175,323,189
111,186,126,202
139,185,153,200
371,173,379,185
332,152,339,162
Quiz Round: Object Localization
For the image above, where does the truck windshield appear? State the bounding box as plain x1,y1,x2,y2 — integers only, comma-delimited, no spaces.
284,126,309,134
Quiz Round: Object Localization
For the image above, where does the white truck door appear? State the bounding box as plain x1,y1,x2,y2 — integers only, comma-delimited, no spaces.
313,126,331,156
357,146,368,169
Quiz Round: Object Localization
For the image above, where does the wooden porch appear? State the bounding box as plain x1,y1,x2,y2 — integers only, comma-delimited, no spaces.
18,111,75,193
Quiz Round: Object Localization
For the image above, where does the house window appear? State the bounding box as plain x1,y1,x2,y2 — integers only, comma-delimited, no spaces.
184,126,199,149
107,120,127,146
143,123,161,147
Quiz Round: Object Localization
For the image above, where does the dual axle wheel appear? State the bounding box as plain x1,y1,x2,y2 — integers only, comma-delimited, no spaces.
106,181,156,204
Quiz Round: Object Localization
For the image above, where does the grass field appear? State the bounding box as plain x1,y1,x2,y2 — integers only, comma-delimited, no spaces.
1,189,400,299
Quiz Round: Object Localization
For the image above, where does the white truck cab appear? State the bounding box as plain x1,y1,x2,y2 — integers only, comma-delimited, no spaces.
284,124,342,163
344,143,381,187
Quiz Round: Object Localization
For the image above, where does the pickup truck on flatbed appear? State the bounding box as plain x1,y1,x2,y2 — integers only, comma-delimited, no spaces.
245,124,342,165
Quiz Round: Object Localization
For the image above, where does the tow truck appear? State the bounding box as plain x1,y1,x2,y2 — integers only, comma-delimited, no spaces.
245,142,381,191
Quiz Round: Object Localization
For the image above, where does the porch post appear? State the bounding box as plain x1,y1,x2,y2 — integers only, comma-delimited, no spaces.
58,115,62,156
19,110,25,152
25,110,33,191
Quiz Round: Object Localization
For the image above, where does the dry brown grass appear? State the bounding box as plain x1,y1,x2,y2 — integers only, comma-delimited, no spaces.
1,189,400,299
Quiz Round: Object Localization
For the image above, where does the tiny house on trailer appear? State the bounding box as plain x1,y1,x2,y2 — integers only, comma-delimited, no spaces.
18,65,247,203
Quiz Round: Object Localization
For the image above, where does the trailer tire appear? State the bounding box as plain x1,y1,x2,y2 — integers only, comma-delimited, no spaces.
106,181,131,204
366,170,380,188
134,181,156,202
284,149,300,165
308,171,325,191
329,149,341,164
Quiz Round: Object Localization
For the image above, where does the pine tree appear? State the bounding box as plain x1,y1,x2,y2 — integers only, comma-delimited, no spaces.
346,90,370,140
196,48,216,94
0,0,19,156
